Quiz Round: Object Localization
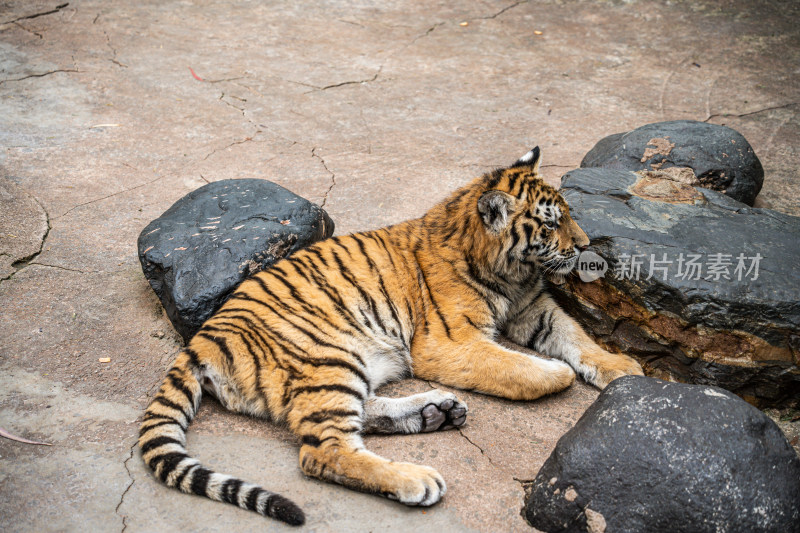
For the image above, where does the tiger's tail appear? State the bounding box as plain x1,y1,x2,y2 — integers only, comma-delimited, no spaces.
138,350,305,526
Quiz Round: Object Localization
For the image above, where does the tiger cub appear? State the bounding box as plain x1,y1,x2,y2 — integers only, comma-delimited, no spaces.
138,147,643,525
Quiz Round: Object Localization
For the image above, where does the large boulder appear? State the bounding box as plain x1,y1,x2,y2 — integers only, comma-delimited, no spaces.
580,120,764,205
138,179,334,342
551,167,800,407
523,376,800,533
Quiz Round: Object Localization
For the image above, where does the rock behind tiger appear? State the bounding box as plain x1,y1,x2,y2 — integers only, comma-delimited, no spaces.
523,375,800,533
138,179,334,342
580,120,764,205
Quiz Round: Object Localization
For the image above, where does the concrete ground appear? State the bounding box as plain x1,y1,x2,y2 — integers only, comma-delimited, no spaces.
1,1,799,531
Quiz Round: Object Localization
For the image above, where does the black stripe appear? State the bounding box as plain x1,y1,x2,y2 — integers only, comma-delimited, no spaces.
441,225,459,243
190,466,213,496
196,332,235,366
139,419,184,436
465,315,487,331
167,371,195,407
331,248,388,335
527,311,546,348
147,451,188,482
507,171,519,196
211,309,291,373
253,271,358,339
287,257,314,284
221,478,243,504
206,321,269,399
264,268,322,316
142,412,178,423
291,384,365,402
307,246,329,268
185,348,201,367
220,299,368,371
513,173,528,199
296,255,370,335
486,169,503,188
262,326,371,393
141,435,183,455
173,462,197,489
465,258,511,299
369,232,398,273
245,487,261,512
151,396,189,419
509,225,521,254
532,310,555,348
353,234,404,339
299,409,360,426
301,434,321,447
413,250,453,340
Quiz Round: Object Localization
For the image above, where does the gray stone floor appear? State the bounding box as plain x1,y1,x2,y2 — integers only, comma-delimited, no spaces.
1,1,798,531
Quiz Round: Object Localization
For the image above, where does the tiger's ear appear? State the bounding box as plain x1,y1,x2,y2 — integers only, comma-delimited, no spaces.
478,190,515,234
511,146,541,172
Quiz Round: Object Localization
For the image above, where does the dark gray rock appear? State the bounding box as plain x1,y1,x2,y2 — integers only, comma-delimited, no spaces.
138,179,333,342
523,375,800,533
551,167,800,407
580,120,764,205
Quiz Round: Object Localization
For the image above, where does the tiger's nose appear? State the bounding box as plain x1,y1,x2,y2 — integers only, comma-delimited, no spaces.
576,243,589,252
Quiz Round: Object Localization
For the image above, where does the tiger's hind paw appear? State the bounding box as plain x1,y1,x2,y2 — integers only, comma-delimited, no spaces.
421,396,468,432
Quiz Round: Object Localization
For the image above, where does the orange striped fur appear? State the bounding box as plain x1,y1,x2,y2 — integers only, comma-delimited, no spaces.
139,147,643,525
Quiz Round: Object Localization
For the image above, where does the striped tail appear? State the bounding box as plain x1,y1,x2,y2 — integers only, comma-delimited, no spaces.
138,350,305,526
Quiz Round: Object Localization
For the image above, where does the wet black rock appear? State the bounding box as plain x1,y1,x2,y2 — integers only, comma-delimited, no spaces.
524,375,800,533
580,120,764,205
551,167,800,407
138,179,334,342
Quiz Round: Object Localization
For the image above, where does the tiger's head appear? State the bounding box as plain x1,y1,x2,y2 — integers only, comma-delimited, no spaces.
475,147,589,279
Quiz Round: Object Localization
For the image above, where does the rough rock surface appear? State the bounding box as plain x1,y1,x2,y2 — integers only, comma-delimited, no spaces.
524,375,800,533
550,167,800,407
138,179,333,342
580,120,764,205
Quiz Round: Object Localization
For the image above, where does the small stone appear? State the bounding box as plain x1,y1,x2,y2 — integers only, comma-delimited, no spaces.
138,179,334,342
563,487,577,502
580,120,764,205
150,330,165,339
584,508,606,533
523,376,800,532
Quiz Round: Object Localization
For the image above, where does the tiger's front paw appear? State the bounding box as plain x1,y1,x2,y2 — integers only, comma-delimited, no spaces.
594,354,643,389
383,463,446,506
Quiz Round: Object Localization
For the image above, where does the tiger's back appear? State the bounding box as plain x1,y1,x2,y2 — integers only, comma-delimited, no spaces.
138,147,643,525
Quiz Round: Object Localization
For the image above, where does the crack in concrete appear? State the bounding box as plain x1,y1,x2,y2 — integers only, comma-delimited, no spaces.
55,173,166,220
218,92,245,113
202,136,257,161
410,22,444,45
312,147,336,207
2,196,51,284
299,19,441,94
115,440,137,533
0,69,79,85
28,262,95,274
457,427,496,466
303,65,383,93
420,380,497,467
12,21,43,39
703,102,799,122
477,0,528,20
104,30,128,68
1,2,69,25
